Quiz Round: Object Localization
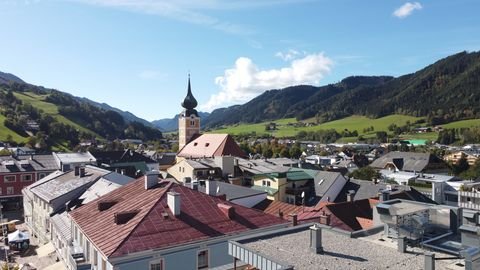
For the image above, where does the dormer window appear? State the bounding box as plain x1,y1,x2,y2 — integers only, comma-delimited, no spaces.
205,143,210,147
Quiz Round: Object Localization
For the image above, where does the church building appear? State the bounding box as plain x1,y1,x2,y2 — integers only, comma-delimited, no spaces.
177,76,247,159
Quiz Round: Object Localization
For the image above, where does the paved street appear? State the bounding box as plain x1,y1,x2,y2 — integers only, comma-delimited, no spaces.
0,211,59,270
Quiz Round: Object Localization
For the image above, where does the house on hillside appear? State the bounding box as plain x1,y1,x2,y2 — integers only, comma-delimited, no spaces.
444,150,480,166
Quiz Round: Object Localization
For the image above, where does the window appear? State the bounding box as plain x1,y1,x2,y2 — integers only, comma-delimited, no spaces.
4,175,16,183
21,174,33,182
197,249,209,269
262,180,266,186
0,188,2,195
190,120,195,126
38,173,47,179
267,181,271,187
150,259,164,270
7,187,14,195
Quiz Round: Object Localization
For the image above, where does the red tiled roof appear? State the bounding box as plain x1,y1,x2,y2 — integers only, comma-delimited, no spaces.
253,199,302,219
297,199,374,231
356,217,374,230
70,178,287,258
177,134,247,158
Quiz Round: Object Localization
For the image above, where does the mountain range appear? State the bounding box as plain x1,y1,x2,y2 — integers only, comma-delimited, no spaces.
1,50,480,142
203,51,480,128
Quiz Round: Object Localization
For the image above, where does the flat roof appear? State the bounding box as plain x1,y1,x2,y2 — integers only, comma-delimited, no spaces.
236,226,457,270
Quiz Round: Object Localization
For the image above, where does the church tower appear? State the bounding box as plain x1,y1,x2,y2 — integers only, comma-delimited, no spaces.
178,75,200,150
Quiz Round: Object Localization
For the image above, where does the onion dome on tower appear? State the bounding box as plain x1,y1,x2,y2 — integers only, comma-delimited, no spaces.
181,75,199,117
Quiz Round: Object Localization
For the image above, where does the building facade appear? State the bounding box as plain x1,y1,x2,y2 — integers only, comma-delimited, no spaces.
178,76,200,150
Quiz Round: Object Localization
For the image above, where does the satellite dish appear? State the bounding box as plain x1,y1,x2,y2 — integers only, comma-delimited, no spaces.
301,191,305,198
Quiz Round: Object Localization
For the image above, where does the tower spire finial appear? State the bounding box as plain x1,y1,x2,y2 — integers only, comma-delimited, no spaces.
181,74,198,112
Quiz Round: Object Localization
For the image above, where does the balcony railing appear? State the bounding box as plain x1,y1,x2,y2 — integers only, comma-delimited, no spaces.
68,253,91,270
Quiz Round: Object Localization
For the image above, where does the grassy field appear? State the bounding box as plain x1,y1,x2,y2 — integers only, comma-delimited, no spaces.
442,119,480,129
0,114,28,142
13,92,101,137
210,115,423,137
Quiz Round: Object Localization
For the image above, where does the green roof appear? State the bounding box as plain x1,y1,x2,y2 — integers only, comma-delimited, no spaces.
251,185,278,196
286,170,313,181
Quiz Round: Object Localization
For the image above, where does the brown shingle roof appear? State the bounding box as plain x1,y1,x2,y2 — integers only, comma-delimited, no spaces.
177,134,247,158
253,199,302,219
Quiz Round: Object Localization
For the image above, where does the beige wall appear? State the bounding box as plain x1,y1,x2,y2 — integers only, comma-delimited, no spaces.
178,115,200,150
167,160,196,183
253,176,287,202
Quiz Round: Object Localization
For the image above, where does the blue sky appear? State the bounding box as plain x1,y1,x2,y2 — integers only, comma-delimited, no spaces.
1,0,479,121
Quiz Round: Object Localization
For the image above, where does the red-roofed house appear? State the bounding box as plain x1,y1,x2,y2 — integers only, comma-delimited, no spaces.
297,199,378,232
68,176,288,270
177,133,247,159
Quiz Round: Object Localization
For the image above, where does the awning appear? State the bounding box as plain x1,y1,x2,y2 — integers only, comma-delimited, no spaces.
8,230,29,242
36,242,55,258
42,261,65,270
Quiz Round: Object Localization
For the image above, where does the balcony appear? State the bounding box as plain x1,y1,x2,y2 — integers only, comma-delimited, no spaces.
68,244,91,270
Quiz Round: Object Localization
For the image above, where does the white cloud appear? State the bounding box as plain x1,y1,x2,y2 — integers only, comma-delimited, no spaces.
70,0,302,35
200,53,333,111
393,2,422,18
275,49,302,61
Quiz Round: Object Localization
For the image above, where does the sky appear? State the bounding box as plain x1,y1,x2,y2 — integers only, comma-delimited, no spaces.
1,0,480,121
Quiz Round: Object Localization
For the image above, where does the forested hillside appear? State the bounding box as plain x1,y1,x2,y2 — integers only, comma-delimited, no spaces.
204,51,480,128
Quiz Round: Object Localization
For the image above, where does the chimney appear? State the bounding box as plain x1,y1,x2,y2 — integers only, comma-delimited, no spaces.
144,171,159,190
167,192,181,216
79,166,86,177
290,214,298,226
74,166,80,176
319,211,330,225
205,180,217,196
380,190,390,202
309,224,324,254
347,190,355,202
217,203,235,219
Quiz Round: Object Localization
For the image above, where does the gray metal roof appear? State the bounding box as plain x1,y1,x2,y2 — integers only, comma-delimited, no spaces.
370,151,431,172
0,154,59,173
237,226,454,270
309,170,344,197
184,159,214,169
28,166,109,202
237,158,290,175
336,179,409,202
77,173,135,205
50,212,72,242
53,152,97,164
102,172,135,186
198,181,266,200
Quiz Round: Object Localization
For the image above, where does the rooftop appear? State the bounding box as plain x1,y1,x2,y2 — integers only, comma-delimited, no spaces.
70,178,288,258
53,151,97,164
0,154,58,173
27,166,110,202
234,225,455,270
177,134,247,158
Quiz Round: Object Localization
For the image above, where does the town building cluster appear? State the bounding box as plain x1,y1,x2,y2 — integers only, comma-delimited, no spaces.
0,78,479,269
